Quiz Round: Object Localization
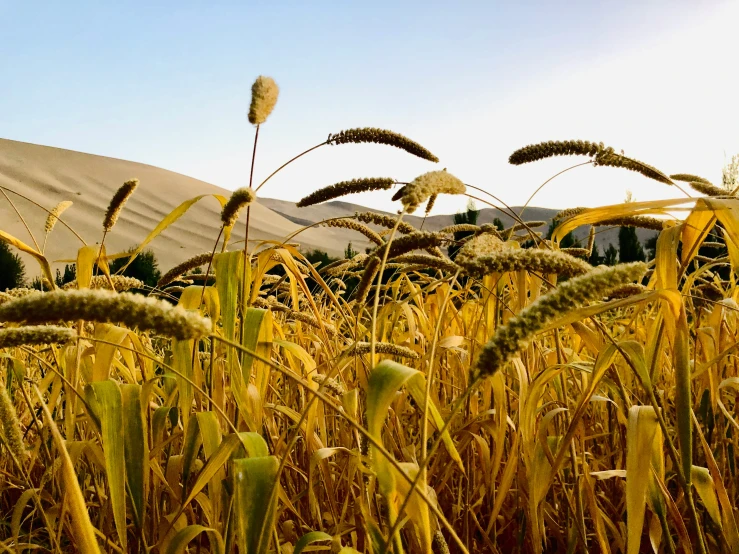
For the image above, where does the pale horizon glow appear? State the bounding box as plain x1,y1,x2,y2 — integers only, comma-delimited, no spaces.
2,1,737,216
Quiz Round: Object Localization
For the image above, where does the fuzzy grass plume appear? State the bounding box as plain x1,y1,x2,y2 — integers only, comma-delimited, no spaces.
392,253,460,273
688,181,732,197
509,140,605,165
348,341,419,359
398,170,466,213
371,231,447,260
298,178,395,207
63,275,144,292
248,76,279,125
0,325,76,348
473,262,647,379
103,179,138,231
509,140,673,185
458,247,592,278
221,188,255,227
328,127,439,162
45,201,73,234
158,252,214,288
0,290,211,340
454,233,505,265
670,173,713,185
0,385,27,463
354,212,417,235
321,218,384,245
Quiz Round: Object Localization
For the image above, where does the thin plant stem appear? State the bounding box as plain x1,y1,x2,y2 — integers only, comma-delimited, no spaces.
0,185,86,245
255,141,327,193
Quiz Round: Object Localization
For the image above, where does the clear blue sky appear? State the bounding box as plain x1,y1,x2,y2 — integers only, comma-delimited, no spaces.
2,1,737,213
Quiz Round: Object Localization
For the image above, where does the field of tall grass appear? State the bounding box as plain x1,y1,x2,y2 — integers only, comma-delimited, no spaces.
1,76,738,554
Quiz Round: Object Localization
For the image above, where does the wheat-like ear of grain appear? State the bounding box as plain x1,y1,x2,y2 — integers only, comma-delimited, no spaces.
248,76,279,125
0,325,76,348
593,151,673,185
399,170,466,213
103,179,139,231
328,127,439,162
473,262,647,380
0,290,211,340
354,212,417,235
297,178,395,207
509,140,606,165
0,385,28,463
45,201,73,234
688,181,732,197
457,248,592,278
63,275,144,292
670,173,712,185
158,253,215,288
321,219,385,245
348,341,419,359
370,231,447,260
221,188,255,227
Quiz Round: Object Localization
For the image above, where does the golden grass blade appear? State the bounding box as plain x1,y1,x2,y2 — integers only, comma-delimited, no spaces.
241,307,273,399
406,374,464,473
0,229,56,290
85,381,127,552
33,386,102,554
115,194,227,272
233,455,280,554
77,245,111,290
293,531,333,554
626,406,660,554
681,199,716,266
691,466,722,528
120,384,148,531
162,525,224,554
214,251,243,343
366,360,430,552
692,410,739,551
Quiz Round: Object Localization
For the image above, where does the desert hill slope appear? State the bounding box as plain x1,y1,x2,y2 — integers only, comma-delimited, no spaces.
260,199,657,251
0,138,376,276
1,139,656,279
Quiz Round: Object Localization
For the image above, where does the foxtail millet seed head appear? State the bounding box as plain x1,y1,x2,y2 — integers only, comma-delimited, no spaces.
399,170,466,213
63,275,144,292
0,325,76,349
45,201,73,234
509,140,606,165
454,233,505,266
321,219,385,245
328,127,439,162
371,231,447,260
457,247,592,278
157,252,215,288
103,179,139,231
473,262,647,380
670,173,713,185
221,188,255,227
354,212,417,235
349,341,419,359
248,76,279,125
593,151,673,185
688,181,732,197
0,290,211,340
0,385,28,463
297,178,395,207
425,194,438,215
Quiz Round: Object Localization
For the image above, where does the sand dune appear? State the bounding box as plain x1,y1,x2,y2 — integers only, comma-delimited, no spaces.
0,138,374,277
1,139,656,279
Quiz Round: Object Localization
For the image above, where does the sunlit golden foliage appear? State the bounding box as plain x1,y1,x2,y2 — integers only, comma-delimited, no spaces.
1,78,738,554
